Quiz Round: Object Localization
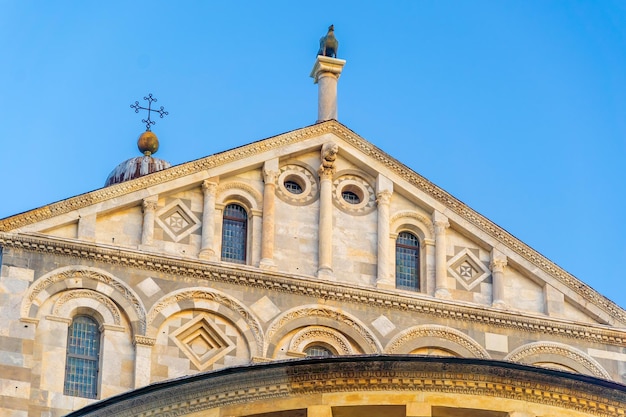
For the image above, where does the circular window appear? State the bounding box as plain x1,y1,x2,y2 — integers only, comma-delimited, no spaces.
342,190,360,204
284,179,303,194
276,165,319,205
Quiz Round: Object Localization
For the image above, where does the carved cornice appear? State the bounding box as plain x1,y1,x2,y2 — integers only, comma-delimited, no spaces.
64,356,626,417
0,121,623,326
3,232,625,346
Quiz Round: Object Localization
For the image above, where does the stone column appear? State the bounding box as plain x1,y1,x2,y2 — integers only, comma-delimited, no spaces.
133,336,155,388
199,179,218,261
310,55,346,122
317,143,337,279
376,174,393,289
260,160,279,270
490,249,508,308
141,196,158,246
423,238,436,295
251,209,263,267
433,211,451,299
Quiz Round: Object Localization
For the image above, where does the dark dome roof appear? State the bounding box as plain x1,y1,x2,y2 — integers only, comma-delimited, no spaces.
104,155,171,187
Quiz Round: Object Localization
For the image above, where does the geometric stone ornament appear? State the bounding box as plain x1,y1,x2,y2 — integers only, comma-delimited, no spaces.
170,313,236,371
447,248,490,290
155,199,201,242
276,164,319,206
332,174,376,215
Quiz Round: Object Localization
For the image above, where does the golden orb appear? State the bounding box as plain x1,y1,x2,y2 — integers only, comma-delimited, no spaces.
137,131,159,156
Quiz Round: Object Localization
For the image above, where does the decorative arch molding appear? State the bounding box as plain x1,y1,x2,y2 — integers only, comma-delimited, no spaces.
289,325,354,355
385,324,490,359
265,305,382,357
505,341,611,380
52,289,122,327
21,266,146,336
216,181,263,212
390,211,434,240
146,287,264,357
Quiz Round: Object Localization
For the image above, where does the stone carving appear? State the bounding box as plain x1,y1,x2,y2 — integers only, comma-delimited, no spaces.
3,120,624,327
216,181,263,210
332,173,376,215
22,266,146,335
74,357,626,417
505,341,611,379
390,211,435,238
134,335,156,346
266,305,381,354
276,164,319,206
447,248,490,291
155,199,202,242
385,324,489,359
52,289,122,326
318,142,338,176
146,287,264,356
142,199,157,212
289,326,354,355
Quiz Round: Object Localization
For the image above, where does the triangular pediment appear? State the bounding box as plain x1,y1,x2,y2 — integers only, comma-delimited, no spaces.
1,120,624,327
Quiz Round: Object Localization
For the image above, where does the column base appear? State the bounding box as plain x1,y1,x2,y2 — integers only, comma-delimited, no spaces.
317,267,335,280
492,300,509,310
198,249,217,261
376,280,396,290
259,258,277,270
435,288,452,300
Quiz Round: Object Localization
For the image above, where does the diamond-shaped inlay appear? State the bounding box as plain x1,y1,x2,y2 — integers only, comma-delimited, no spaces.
447,249,490,290
170,313,236,370
155,199,201,242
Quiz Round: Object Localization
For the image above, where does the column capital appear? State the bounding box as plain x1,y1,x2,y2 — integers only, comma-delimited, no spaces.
318,142,338,179
142,199,157,212
433,219,449,234
133,335,156,347
376,190,392,205
263,169,279,185
310,55,346,84
490,258,508,273
202,179,218,194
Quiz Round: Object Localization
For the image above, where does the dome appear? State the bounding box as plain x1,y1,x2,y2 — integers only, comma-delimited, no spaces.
104,155,171,187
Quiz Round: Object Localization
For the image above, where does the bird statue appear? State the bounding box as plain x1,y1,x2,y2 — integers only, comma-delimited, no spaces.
317,25,338,58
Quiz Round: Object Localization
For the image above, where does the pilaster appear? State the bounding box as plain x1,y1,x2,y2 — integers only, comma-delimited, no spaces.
199,179,219,261
140,196,158,246
376,174,394,289
491,249,508,309
433,211,451,299
260,159,278,270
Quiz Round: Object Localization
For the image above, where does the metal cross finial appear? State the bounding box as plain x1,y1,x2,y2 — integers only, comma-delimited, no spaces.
130,93,168,131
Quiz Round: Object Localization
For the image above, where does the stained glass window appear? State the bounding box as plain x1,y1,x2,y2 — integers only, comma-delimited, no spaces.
64,316,100,399
396,232,420,291
221,204,247,263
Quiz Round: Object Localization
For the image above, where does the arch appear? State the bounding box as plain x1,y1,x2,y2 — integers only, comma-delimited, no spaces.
505,341,611,380
265,305,382,357
390,211,434,240
21,266,146,336
52,289,122,327
146,287,264,357
288,326,354,355
385,325,490,359
216,181,262,211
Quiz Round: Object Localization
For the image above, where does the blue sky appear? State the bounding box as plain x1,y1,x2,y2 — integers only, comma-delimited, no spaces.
1,2,625,308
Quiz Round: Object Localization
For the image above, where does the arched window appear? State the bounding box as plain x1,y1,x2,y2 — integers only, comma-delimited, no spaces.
304,345,334,357
221,203,247,263
64,316,101,399
396,231,420,291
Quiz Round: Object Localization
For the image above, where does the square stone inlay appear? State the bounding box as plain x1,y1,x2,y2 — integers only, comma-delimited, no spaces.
155,199,201,242
447,248,489,290
170,313,235,370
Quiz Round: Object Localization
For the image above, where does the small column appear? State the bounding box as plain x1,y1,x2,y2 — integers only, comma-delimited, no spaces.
376,174,394,289
317,142,338,279
199,179,218,261
423,238,436,295
141,196,158,246
310,56,346,122
133,336,155,388
433,211,451,299
490,249,508,308
260,160,279,270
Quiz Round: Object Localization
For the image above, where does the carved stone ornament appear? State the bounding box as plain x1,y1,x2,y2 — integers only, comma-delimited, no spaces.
318,142,338,177
289,325,354,355
385,324,489,358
